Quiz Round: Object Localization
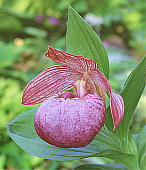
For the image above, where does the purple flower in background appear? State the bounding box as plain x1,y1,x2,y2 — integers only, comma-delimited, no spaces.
35,15,44,22
48,16,60,25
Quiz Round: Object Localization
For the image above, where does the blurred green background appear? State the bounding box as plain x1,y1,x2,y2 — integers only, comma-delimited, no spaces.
0,0,146,169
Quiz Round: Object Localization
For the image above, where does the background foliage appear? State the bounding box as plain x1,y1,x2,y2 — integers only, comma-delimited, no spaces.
0,0,145,169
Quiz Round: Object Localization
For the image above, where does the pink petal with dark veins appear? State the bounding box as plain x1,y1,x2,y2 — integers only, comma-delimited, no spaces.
110,93,124,129
89,69,124,129
46,47,98,73
34,92,106,148
22,65,82,105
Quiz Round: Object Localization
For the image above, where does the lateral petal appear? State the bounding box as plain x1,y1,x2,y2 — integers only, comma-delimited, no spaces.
89,69,124,129
46,47,97,73
110,93,124,129
22,65,82,105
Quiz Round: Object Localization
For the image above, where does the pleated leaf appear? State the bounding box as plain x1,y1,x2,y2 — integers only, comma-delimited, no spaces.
74,163,128,170
136,126,146,170
66,6,109,78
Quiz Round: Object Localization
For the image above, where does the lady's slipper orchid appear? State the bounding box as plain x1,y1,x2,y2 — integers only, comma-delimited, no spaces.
22,47,124,148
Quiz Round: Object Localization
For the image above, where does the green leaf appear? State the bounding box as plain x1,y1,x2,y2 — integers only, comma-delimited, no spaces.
106,56,146,138
94,149,137,169
7,109,101,161
66,6,109,78
74,163,128,170
92,131,139,169
7,108,138,170
136,126,146,170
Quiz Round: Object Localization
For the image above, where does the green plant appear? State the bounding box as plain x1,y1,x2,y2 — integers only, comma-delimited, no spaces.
7,6,146,170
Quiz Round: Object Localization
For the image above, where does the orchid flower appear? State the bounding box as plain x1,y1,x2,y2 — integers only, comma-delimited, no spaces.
22,47,124,148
